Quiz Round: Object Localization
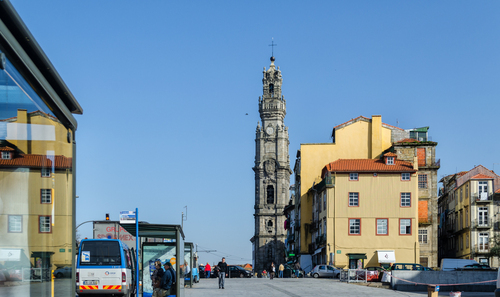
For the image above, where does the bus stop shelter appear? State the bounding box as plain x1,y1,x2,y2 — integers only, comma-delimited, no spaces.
120,223,185,297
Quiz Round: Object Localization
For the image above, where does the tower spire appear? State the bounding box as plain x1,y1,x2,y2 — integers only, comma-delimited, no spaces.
269,38,277,60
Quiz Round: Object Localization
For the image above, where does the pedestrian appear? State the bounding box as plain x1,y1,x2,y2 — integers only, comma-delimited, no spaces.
217,257,228,289
151,261,164,297
204,262,211,278
269,262,275,280
160,261,175,296
279,263,284,278
294,262,301,278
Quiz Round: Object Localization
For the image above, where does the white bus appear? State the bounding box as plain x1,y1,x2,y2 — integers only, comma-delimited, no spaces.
76,239,136,297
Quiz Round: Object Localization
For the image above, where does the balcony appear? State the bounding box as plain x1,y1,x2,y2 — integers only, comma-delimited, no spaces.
473,244,489,254
472,193,493,203
472,219,492,229
325,176,335,187
419,216,433,225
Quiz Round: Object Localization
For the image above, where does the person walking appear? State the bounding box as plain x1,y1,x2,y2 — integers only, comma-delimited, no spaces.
204,262,211,278
269,262,276,280
294,262,301,278
217,257,228,289
279,263,284,278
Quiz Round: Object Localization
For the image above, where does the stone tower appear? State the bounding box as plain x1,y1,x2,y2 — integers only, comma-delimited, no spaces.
251,56,292,273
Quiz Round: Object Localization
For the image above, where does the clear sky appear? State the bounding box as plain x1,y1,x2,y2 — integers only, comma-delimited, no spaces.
10,0,500,266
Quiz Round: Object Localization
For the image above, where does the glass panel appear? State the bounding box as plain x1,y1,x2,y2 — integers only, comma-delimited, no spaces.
0,50,74,295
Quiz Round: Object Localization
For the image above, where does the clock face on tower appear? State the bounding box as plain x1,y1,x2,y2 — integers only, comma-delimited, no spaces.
266,126,274,135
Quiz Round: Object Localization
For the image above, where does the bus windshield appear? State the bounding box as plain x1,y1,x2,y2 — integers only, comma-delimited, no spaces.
80,241,121,266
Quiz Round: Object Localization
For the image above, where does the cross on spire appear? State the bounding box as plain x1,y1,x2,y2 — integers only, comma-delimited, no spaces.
269,38,277,57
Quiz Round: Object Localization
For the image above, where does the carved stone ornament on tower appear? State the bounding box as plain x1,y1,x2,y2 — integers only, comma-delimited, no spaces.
251,55,292,273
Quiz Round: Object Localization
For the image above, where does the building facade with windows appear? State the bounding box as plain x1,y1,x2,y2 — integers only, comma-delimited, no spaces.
293,115,437,270
0,1,82,294
438,165,500,267
310,154,419,268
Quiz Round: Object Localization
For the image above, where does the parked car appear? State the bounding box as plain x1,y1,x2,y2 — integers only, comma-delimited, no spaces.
456,264,494,271
228,265,252,278
198,265,206,278
283,264,304,278
390,263,426,271
310,265,341,278
440,258,478,272
365,266,386,272
495,267,500,297
53,266,71,278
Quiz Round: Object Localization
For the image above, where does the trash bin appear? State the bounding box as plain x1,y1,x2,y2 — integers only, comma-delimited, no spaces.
427,285,439,297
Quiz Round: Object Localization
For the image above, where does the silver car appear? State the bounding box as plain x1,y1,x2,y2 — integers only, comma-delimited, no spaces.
311,264,341,278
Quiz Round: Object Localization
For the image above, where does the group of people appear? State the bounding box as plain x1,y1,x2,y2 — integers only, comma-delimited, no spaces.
151,260,177,297
264,262,301,279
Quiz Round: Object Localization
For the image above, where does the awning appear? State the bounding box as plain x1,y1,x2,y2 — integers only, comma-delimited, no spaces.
377,250,396,264
346,253,367,260
119,223,185,240
313,247,323,256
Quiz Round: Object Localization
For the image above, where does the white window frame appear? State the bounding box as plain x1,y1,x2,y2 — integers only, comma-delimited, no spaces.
418,228,428,244
401,173,410,181
376,219,388,235
41,189,52,204
41,168,51,177
418,174,428,189
387,157,394,165
400,219,411,235
1,151,11,159
349,173,358,181
8,215,22,233
400,192,411,207
349,192,359,207
39,216,51,233
349,219,360,235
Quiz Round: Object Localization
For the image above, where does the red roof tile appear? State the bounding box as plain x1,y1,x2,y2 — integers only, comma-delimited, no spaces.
332,115,404,131
0,154,72,169
396,138,420,143
471,174,493,179
383,152,397,157
496,189,500,194
0,147,15,151
323,158,416,176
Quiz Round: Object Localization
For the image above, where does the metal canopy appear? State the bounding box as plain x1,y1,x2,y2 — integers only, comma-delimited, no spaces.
119,223,184,240
346,253,367,260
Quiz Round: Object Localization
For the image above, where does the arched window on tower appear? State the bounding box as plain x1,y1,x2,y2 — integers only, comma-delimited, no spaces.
267,185,274,204
268,220,273,227
269,84,274,97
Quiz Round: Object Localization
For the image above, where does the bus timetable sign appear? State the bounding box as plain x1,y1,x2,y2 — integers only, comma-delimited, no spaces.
120,211,136,224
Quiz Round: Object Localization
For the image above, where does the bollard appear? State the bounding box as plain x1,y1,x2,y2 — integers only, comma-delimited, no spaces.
427,285,439,297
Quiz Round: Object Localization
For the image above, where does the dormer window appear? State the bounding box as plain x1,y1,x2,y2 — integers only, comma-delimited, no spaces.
1,152,11,159
386,157,394,165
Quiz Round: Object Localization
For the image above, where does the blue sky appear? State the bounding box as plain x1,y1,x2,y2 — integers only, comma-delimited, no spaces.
10,1,500,266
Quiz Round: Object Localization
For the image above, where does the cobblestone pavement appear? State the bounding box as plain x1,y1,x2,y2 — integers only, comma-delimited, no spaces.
185,278,495,297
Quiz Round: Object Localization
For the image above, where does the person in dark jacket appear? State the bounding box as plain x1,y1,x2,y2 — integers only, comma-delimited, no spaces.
151,261,164,297
161,261,175,296
217,257,228,289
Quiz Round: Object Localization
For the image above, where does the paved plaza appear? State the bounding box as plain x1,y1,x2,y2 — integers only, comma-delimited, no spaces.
185,278,495,297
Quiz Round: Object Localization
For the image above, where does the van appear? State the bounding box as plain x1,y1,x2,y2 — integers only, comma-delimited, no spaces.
76,239,136,297
440,258,478,272
495,268,500,296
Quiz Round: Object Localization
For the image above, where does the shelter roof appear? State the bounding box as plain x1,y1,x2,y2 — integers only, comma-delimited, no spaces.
119,223,184,240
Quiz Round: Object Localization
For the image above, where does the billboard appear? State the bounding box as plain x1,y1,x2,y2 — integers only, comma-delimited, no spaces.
93,221,136,249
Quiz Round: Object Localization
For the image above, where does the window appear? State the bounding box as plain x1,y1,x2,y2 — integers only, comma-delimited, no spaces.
465,208,468,227
41,168,51,177
41,189,52,204
39,216,51,233
418,229,428,244
401,173,410,181
460,235,463,250
418,174,428,189
478,233,488,251
349,219,360,235
349,192,359,207
400,192,411,207
466,233,469,248
466,184,469,198
349,173,358,181
269,83,274,96
400,219,412,235
267,220,273,227
1,151,11,159
323,191,326,211
8,215,22,233
387,157,394,165
267,185,274,204
460,188,463,202
376,219,388,235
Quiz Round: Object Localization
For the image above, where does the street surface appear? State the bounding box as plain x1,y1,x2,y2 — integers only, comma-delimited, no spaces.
185,277,495,297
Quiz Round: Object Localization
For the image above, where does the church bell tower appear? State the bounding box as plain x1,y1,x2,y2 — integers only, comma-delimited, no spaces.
251,56,291,273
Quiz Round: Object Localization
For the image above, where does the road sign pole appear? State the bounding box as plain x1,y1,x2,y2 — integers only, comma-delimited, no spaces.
135,208,139,296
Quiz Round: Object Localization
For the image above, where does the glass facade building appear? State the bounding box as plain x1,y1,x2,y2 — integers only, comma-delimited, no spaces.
0,1,82,296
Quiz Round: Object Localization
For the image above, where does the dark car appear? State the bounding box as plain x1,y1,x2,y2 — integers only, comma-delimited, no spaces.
53,266,72,278
456,264,494,271
390,263,426,271
228,265,252,278
198,265,206,278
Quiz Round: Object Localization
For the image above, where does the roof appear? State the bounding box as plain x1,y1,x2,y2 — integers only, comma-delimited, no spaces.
322,158,416,176
0,153,72,169
395,138,420,143
332,115,404,131
471,174,494,179
383,152,397,157
0,146,15,151
119,223,184,240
